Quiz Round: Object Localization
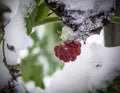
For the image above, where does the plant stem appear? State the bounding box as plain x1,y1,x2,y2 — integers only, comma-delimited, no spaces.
2,39,8,67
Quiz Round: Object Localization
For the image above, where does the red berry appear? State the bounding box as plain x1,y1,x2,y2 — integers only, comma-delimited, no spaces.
54,40,82,62
65,40,81,49
54,44,71,62
74,48,81,55
70,56,76,61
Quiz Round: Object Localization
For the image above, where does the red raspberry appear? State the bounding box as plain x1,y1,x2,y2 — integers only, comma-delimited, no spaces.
54,40,82,62
70,55,76,61
54,44,71,62
74,48,81,55
54,44,63,57
67,40,81,56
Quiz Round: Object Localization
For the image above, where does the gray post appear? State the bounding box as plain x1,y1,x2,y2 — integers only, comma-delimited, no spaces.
104,0,120,47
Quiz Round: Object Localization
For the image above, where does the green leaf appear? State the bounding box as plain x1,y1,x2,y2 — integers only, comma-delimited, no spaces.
35,2,50,25
25,0,61,35
25,17,32,35
31,31,39,41
34,17,61,27
21,55,45,89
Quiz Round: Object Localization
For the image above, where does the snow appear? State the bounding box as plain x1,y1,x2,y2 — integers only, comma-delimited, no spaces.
89,44,120,91
32,25,45,39
0,62,11,89
14,81,25,93
18,49,29,59
49,0,116,11
4,14,30,51
62,0,95,11
0,44,18,65
18,0,35,15
25,81,36,91
30,87,47,93
44,76,53,88
86,29,104,45
48,43,120,93
3,0,35,65
4,0,35,50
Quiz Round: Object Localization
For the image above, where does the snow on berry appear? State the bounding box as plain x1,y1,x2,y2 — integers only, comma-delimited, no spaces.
54,40,81,62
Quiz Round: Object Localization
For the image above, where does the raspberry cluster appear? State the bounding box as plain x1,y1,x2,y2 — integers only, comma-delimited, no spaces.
54,40,81,62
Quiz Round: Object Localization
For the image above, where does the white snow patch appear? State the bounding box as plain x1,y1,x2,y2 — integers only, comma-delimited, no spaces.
25,81,36,91
3,0,35,65
49,0,116,11
86,29,104,45
32,25,45,39
62,0,95,11
44,76,53,88
4,14,30,51
88,44,120,92
14,81,25,93
38,56,49,75
19,49,29,59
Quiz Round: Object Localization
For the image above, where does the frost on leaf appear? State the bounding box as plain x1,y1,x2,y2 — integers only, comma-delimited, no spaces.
45,0,116,41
